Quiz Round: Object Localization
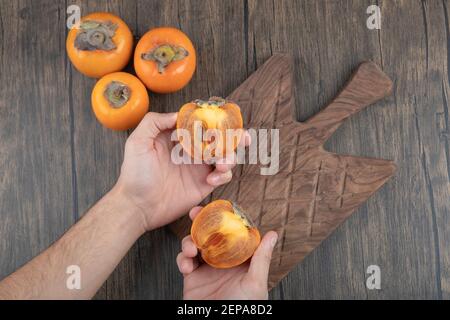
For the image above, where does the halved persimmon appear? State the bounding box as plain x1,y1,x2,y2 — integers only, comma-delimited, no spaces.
176,97,243,161
66,12,133,78
91,72,149,131
191,200,261,269
134,27,196,93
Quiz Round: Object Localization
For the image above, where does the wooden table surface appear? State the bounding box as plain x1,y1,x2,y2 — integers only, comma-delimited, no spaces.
0,0,449,300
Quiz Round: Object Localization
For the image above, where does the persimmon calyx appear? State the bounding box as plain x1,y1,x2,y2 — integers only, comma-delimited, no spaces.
141,44,189,73
194,97,226,108
104,81,131,108
74,20,117,51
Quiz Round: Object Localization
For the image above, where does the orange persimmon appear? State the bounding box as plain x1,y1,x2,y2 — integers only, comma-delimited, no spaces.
66,12,133,78
176,97,243,161
191,200,261,269
134,27,196,93
91,72,149,131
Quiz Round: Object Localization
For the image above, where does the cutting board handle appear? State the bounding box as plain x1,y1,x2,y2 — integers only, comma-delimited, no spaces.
304,61,393,145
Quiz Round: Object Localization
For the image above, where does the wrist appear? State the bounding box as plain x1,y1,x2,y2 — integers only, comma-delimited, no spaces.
105,185,149,237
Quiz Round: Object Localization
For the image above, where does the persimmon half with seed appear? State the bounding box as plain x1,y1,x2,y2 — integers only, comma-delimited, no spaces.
91,72,149,131
176,97,243,161
191,200,261,269
66,12,133,78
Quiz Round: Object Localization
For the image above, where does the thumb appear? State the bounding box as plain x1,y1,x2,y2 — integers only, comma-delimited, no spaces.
247,231,278,283
130,112,178,141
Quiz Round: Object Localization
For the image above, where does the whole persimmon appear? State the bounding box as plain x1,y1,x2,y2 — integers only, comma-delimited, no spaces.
91,72,149,131
66,12,133,78
134,27,196,93
191,200,261,269
176,97,243,161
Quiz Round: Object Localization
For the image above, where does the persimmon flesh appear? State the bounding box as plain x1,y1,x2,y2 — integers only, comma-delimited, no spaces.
191,200,261,269
176,97,243,161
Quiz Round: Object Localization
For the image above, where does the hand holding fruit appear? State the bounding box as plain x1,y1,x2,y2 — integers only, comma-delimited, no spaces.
177,206,278,300
66,11,273,298
191,200,261,269
113,112,250,231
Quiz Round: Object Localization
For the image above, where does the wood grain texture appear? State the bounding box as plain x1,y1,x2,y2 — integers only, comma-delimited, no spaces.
0,0,76,293
171,54,397,289
0,0,449,299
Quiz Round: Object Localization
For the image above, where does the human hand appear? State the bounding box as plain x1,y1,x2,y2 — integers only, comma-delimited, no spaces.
113,112,249,231
176,206,278,300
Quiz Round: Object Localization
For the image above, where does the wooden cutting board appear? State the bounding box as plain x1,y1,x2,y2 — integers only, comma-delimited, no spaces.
170,53,396,289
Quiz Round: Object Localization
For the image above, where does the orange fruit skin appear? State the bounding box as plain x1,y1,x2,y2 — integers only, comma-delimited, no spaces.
91,72,149,131
176,100,243,161
134,27,196,93
66,12,133,78
191,200,261,269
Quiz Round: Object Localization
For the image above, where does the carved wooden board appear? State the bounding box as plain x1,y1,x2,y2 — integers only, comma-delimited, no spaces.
170,54,396,289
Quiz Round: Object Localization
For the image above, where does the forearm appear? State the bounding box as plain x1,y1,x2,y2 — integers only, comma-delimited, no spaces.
0,187,145,299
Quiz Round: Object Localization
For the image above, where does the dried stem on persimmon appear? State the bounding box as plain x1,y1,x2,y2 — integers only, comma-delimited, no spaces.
141,44,189,73
74,20,117,51
103,81,131,108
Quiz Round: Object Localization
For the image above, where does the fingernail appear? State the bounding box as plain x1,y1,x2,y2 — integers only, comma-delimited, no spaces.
209,171,232,186
182,261,189,273
223,171,232,181
209,174,219,184
270,233,278,248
